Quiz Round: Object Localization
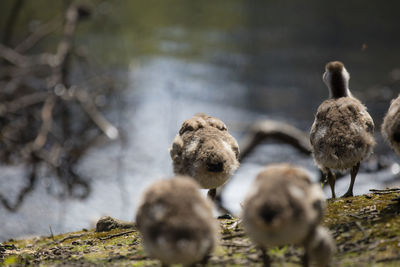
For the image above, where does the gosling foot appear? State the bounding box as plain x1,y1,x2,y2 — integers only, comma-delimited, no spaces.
341,191,354,198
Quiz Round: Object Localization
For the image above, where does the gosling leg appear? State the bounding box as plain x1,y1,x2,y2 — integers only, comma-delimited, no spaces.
207,188,217,201
342,162,360,198
326,168,336,199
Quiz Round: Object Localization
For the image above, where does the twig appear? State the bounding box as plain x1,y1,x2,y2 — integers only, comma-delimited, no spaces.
0,43,29,66
98,230,136,241
129,254,149,261
32,96,57,151
58,233,86,243
221,241,251,248
45,233,87,246
74,89,119,139
354,221,367,238
0,161,37,211
0,92,49,116
0,44,58,67
348,214,363,220
376,256,400,263
48,3,79,87
370,188,400,193
49,225,55,241
222,232,246,240
15,18,61,53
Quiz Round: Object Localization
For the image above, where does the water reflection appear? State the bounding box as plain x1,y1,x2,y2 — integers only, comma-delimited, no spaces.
1,0,400,241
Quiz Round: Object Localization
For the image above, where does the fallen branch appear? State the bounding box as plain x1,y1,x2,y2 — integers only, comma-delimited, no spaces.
239,120,311,161
98,230,136,241
45,233,88,246
370,188,400,195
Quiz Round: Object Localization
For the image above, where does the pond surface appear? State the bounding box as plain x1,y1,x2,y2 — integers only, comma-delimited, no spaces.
1,0,400,241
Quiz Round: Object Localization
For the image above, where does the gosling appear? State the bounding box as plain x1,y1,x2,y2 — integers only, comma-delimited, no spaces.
136,176,217,266
242,163,332,267
170,113,240,200
382,95,400,155
310,61,375,198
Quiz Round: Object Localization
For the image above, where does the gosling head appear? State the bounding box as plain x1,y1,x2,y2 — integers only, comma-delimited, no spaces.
170,114,240,190
323,61,352,99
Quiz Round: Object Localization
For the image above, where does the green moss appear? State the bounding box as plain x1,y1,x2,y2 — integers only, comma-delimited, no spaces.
2,255,18,265
1,192,400,266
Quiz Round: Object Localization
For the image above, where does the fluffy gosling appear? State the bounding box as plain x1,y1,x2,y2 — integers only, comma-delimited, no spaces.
310,61,375,198
242,163,332,267
382,95,400,155
170,113,240,200
136,176,217,266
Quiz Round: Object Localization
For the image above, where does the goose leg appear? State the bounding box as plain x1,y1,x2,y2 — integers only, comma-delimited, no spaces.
326,169,336,199
342,162,360,198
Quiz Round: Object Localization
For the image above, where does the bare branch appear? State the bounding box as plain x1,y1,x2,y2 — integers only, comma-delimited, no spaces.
75,89,119,140
0,161,37,211
15,19,61,53
0,92,49,116
0,43,29,66
31,96,57,151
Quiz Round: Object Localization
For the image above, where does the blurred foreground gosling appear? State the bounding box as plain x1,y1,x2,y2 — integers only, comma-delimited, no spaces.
310,61,375,198
382,95,400,155
306,226,336,267
136,177,218,266
170,113,240,200
242,163,334,267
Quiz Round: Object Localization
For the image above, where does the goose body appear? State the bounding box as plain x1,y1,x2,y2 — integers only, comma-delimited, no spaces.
310,61,375,198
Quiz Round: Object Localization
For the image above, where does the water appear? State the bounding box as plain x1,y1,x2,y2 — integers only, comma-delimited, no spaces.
1,0,400,241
